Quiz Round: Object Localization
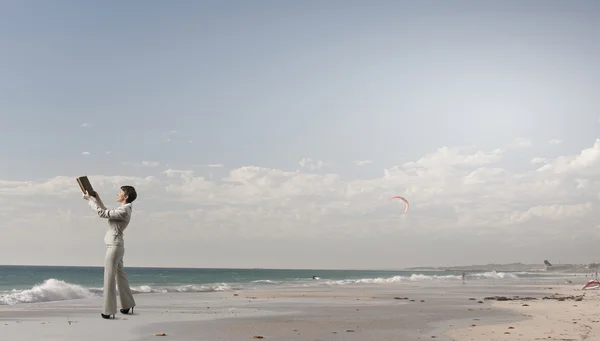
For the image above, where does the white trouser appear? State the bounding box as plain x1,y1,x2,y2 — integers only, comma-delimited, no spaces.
103,245,136,315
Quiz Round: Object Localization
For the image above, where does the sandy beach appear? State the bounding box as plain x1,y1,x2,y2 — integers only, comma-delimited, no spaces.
446,280,600,341
3,276,596,341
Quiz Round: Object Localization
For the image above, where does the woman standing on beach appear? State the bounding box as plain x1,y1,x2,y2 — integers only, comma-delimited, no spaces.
84,186,137,319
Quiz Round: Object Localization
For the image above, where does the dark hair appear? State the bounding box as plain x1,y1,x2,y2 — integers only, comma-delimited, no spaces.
120,185,137,203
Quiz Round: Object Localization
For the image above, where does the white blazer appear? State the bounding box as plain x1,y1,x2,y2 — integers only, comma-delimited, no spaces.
88,198,133,246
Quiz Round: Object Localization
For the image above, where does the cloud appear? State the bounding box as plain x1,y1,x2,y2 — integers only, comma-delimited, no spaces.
194,164,224,168
509,202,592,224
401,146,504,169
81,151,90,155
549,139,563,145
161,130,178,143
530,157,547,165
512,138,532,148
106,151,112,155
3,139,600,268
141,161,160,167
354,160,372,166
575,178,589,189
122,161,161,168
0,175,158,197
80,123,90,128
537,139,600,175
298,158,325,171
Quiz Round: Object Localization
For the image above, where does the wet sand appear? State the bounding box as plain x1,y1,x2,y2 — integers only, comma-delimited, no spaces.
0,278,590,340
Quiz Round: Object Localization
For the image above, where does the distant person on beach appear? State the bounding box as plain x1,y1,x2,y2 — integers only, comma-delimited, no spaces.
83,186,137,319
461,270,465,283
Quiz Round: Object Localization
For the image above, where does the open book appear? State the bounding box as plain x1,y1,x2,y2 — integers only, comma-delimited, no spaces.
76,176,96,197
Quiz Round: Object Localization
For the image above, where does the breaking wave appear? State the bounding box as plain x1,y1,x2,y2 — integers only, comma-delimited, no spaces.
0,279,96,305
130,283,236,294
309,271,519,287
0,271,521,305
0,279,237,305
251,280,281,285
470,271,519,280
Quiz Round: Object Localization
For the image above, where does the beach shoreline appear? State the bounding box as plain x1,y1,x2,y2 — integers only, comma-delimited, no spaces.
4,279,586,341
445,282,600,341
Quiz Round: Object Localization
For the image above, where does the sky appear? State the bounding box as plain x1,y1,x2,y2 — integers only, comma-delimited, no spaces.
1,1,600,269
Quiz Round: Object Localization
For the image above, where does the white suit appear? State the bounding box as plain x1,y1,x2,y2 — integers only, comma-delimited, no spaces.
88,197,136,315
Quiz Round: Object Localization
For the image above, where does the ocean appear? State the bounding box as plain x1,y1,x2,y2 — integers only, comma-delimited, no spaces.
0,265,555,306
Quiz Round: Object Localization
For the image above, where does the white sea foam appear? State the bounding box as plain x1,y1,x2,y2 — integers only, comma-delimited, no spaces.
0,271,523,305
129,283,235,293
252,280,281,285
469,271,519,279
0,279,237,305
408,274,462,281
302,271,520,287
320,275,406,286
0,279,96,305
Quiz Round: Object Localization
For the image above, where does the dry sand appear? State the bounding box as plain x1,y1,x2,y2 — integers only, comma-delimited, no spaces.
1,278,595,341
445,283,600,341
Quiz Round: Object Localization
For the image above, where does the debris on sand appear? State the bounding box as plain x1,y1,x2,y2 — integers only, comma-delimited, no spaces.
542,294,584,301
484,296,537,301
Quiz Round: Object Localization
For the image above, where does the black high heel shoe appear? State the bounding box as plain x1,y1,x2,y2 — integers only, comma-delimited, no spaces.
120,307,134,314
101,313,115,319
